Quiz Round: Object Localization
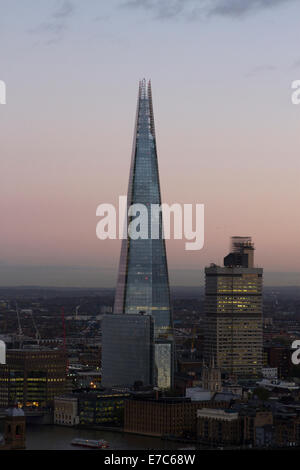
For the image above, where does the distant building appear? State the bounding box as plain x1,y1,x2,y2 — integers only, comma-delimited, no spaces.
202,358,222,392
54,396,79,426
0,349,67,407
77,390,129,427
78,348,101,369
100,306,113,314
243,410,273,445
262,367,278,380
102,313,155,388
0,340,5,365
265,346,292,379
184,359,222,401
204,237,263,377
255,424,274,448
177,360,202,377
197,408,242,446
54,390,130,427
186,387,213,402
256,378,299,391
274,415,300,447
72,370,102,390
174,372,196,396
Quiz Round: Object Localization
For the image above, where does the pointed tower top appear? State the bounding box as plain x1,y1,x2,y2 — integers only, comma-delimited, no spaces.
138,79,153,98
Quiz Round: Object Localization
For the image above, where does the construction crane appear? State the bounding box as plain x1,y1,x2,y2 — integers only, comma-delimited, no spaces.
30,310,41,345
15,303,42,346
190,324,197,359
61,307,69,372
75,305,80,319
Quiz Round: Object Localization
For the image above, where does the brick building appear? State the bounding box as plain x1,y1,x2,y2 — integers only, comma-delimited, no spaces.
197,408,242,446
243,410,273,445
274,415,300,447
124,397,230,437
54,396,79,426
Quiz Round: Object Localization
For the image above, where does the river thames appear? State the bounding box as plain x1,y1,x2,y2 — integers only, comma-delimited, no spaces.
26,425,190,450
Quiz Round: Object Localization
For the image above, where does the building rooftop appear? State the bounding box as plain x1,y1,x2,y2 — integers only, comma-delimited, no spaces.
197,408,239,421
5,407,25,417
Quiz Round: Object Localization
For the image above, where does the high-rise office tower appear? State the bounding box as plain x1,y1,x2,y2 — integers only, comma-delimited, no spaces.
105,79,174,389
204,237,263,377
0,349,67,407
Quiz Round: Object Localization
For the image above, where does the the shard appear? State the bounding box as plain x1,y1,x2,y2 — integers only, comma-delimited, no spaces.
113,79,174,389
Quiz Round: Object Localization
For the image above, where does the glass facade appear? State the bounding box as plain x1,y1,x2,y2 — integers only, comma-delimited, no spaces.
112,80,174,389
77,392,129,426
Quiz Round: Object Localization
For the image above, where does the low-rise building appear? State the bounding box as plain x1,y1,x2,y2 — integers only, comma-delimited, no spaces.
54,390,129,427
255,424,275,448
274,415,300,447
197,408,242,446
78,390,129,426
243,410,273,445
262,367,278,380
124,396,230,437
54,396,79,426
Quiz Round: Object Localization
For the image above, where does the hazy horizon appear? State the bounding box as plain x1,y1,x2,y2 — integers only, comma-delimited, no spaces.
2,1,300,287
0,264,299,288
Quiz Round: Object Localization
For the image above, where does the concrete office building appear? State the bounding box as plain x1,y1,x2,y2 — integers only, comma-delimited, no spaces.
204,237,263,377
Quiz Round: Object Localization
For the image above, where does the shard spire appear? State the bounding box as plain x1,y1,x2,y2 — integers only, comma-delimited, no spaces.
113,80,174,388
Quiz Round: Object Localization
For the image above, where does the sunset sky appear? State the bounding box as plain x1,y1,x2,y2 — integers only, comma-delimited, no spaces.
1,0,300,287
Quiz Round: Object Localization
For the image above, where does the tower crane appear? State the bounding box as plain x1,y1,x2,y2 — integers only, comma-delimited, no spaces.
61,307,69,372
30,310,41,345
190,324,197,359
15,302,24,349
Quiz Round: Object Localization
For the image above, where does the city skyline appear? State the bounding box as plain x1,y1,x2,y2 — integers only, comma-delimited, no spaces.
1,0,300,287
2,0,300,455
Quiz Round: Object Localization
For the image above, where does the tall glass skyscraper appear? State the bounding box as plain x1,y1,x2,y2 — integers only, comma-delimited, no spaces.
113,79,174,389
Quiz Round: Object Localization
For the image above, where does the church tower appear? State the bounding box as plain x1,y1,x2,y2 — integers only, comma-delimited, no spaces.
202,357,222,392
4,404,26,450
